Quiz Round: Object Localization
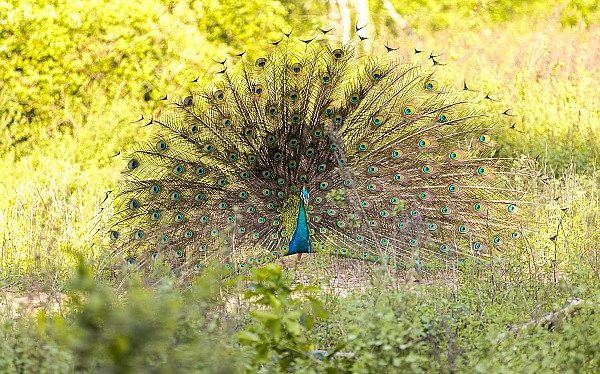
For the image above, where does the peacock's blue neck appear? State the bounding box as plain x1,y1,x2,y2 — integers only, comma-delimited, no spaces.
288,191,312,255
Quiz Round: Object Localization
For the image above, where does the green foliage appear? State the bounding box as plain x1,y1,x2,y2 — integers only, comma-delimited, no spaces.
238,264,329,372
384,0,599,32
0,261,242,373
2,258,600,372
63,261,240,373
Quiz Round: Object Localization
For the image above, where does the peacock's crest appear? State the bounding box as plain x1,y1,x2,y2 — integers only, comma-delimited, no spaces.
99,29,538,275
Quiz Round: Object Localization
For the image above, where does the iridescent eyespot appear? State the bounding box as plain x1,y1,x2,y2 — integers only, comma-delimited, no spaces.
183,96,193,107
127,159,139,170
214,90,224,101
253,85,263,95
332,48,344,59
156,141,167,151
424,80,438,91
291,62,302,73
255,57,267,68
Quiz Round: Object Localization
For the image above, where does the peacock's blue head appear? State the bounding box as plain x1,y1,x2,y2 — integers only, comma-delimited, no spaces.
300,189,309,205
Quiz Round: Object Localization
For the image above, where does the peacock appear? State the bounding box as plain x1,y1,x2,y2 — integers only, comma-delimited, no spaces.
100,28,537,276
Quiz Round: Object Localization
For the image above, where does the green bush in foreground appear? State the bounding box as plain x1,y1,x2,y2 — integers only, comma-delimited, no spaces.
1,259,599,373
